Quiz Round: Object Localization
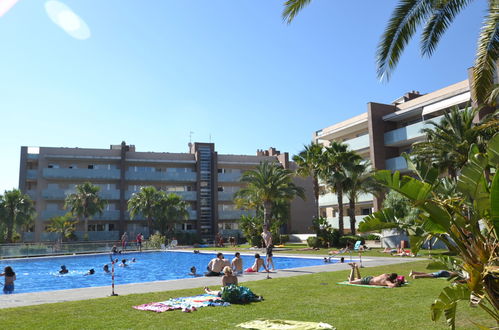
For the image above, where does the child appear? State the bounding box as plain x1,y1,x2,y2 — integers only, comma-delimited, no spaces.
1,266,16,294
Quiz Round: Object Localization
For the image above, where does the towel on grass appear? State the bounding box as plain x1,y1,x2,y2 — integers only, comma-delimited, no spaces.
337,281,408,288
133,293,230,313
237,319,335,329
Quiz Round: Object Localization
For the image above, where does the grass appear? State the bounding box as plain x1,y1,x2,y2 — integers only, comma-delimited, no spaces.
1,261,493,329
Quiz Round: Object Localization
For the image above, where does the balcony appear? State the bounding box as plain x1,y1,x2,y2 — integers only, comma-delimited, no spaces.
319,192,373,207
218,173,242,182
41,209,120,220
26,190,36,199
125,190,197,201
326,215,367,229
27,170,37,180
42,189,120,200
125,171,196,182
384,115,444,146
188,210,197,220
344,134,369,151
27,154,39,160
385,156,408,171
218,210,255,220
43,168,120,180
218,191,235,201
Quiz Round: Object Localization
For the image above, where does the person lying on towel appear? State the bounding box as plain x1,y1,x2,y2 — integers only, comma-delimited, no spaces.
348,263,405,287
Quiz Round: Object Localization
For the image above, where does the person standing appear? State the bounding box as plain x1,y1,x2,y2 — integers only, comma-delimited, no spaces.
136,232,143,252
1,266,16,294
262,227,273,258
121,232,128,251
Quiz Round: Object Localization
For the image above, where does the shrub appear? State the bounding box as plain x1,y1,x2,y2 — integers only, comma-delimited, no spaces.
279,234,289,244
339,235,363,246
307,236,320,248
173,231,202,245
364,234,380,241
148,233,165,249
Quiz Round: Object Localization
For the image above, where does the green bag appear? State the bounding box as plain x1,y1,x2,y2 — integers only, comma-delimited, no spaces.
221,284,260,304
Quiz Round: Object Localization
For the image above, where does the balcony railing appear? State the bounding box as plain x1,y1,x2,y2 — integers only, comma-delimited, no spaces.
218,173,242,182
125,171,197,182
385,156,408,171
41,209,120,220
125,190,197,201
27,170,38,180
43,168,120,180
384,115,444,146
344,134,370,151
218,191,235,201
42,189,120,200
218,210,255,220
318,192,373,207
326,215,367,229
26,190,36,199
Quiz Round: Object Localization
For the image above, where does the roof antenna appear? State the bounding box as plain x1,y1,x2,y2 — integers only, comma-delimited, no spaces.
189,131,194,143
209,133,212,143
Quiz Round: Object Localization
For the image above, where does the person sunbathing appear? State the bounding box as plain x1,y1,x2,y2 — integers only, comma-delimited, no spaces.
348,263,404,287
204,266,239,296
409,270,457,279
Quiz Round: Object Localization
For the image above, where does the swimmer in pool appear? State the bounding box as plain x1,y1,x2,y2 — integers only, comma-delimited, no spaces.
59,265,69,274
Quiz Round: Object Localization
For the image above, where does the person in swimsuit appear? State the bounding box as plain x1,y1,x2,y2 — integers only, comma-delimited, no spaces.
59,265,69,274
409,270,457,279
1,266,16,294
84,269,95,276
119,259,128,267
231,252,243,275
204,266,239,296
103,264,110,273
348,263,403,287
206,253,225,276
245,254,269,273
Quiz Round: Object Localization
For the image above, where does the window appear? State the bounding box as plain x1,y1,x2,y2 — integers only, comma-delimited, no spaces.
218,186,224,192
108,224,115,231
88,164,94,169
48,164,59,168
361,208,372,215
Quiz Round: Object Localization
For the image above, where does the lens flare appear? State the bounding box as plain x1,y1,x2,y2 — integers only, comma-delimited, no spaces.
45,0,90,40
0,0,20,17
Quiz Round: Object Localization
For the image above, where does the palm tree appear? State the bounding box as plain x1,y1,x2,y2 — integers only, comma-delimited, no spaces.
343,160,378,235
293,143,325,219
321,142,361,236
283,0,499,105
64,182,106,238
154,192,189,237
47,213,77,243
412,107,496,178
0,189,36,243
128,186,162,236
235,161,305,229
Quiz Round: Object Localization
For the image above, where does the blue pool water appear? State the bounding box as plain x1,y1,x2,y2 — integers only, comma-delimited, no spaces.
0,251,329,294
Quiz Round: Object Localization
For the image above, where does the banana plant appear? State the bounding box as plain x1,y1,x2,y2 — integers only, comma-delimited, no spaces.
368,133,499,328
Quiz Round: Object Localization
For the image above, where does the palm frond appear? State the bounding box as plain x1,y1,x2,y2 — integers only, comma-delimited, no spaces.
282,0,312,24
377,0,433,81
421,0,473,57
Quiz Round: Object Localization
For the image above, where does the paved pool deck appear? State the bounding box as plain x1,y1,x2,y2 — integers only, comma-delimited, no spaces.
0,250,423,309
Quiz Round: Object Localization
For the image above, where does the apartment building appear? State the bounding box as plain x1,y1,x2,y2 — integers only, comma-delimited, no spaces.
313,78,473,230
19,142,315,242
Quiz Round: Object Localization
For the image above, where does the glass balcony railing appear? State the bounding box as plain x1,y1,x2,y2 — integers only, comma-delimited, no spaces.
385,156,408,171
125,190,197,201
42,189,120,200
41,209,120,220
218,191,235,201
318,192,373,207
344,134,370,151
26,190,36,199
218,210,255,220
384,115,444,146
326,215,367,229
218,173,242,182
125,171,197,182
43,168,120,180
27,169,38,180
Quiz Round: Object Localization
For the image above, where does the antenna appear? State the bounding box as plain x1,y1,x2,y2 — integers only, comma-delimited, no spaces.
189,131,194,143
209,133,212,143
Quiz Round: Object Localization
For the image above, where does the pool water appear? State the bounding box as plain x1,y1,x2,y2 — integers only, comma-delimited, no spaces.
0,251,331,294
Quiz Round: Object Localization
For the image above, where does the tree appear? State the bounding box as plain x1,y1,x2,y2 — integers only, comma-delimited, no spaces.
154,192,188,237
343,160,378,235
365,132,499,327
47,213,77,243
235,161,305,229
128,186,162,236
320,142,361,236
0,189,36,243
283,0,499,105
293,143,325,219
64,182,106,238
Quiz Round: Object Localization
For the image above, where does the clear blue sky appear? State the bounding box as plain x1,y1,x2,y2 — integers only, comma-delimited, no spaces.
0,0,486,193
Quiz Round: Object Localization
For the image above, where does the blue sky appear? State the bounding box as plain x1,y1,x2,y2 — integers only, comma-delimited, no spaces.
0,0,487,192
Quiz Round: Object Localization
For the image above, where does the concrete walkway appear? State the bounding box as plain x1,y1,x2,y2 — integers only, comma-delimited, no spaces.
0,251,423,309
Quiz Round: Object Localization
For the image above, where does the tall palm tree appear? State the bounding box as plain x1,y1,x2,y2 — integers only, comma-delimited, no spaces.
293,143,325,219
343,160,378,235
235,161,305,229
0,189,36,243
283,0,499,105
412,107,497,178
321,142,361,236
128,186,162,236
154,192,189,237
64,182,106,238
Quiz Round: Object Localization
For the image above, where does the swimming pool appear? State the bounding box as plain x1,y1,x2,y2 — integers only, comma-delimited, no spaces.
0,251,332,294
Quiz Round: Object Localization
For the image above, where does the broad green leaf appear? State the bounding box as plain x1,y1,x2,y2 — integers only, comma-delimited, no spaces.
431,284,471,329
490,171,499,239
486,133,499,166
358,209,399,232
408,235,424,256
457,148,490,217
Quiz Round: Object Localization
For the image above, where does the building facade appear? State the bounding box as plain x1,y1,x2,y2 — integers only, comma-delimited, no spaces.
19,142,315,242
314,78,473,231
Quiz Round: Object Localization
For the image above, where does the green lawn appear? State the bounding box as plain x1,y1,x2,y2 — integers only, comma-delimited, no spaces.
1,261,493,329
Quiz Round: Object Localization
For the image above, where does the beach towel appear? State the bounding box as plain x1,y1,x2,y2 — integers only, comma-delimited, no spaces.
133,293,230,312
336,281,408,288
237,319,335,329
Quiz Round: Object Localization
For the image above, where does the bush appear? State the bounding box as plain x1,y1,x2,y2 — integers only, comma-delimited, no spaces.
279,234,289,244
173,231,202,245
339,235,363,246
148,233,165,249
307,236,320,248
364,234,380,241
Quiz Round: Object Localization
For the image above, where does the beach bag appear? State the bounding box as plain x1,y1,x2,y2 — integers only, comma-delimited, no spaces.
221,284,259,304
